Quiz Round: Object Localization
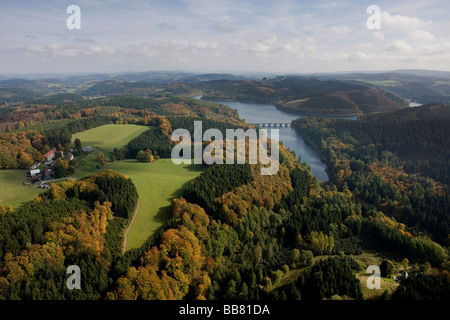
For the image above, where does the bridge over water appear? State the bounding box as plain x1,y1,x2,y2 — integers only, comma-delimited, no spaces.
249,122,291,127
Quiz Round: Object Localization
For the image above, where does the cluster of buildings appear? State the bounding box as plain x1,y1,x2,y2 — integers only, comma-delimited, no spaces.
27,148,74,184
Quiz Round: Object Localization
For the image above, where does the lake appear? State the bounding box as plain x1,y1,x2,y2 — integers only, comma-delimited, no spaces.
192,95,357,182
192,96,421,182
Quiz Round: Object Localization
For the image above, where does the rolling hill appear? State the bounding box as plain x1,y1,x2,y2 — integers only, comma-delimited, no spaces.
320,71,450,104
199,77,408,115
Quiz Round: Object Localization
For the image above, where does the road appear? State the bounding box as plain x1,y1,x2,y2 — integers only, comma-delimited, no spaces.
121,198,140,255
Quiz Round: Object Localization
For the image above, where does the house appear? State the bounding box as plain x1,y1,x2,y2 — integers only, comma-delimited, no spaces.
28,168,41,182
30,169,41,178
65,152,74,161
82,146,94,153
30,162,41,170
44,149,57,163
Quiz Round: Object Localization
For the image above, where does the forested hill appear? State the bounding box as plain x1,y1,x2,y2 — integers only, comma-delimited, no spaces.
293,104,450,186
361,103,450,121
320,71,450,105
0,94,245,133
0,74,410,115
0,88,44,106
0,89,449,300
292,104,450,246
198,77,408,115
0,170,139,299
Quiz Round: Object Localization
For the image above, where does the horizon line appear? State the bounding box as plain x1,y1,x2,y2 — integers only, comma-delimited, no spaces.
2,68,450,79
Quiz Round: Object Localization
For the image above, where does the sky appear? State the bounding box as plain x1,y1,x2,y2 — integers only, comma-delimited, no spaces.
0,0,449,75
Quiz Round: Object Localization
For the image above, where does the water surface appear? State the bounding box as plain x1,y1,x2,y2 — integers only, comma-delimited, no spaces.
193,96,353,182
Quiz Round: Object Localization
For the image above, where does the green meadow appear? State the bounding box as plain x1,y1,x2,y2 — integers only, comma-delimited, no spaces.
71,122,203,251
72,124,150,159
71,152,104,179
360,80,400,87
3,123,203,252
109,159,203,251
0,170,42,208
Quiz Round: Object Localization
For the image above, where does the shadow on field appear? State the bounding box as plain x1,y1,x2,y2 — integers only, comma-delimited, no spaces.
153,205,171,223
152,168,201,224
184,163,205,172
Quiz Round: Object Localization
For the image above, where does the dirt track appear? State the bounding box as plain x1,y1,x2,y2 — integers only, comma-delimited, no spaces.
122,198,140,255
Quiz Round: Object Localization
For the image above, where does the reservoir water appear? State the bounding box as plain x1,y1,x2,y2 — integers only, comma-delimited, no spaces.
218,101,331,182
192,97,420,182
193,96,356,182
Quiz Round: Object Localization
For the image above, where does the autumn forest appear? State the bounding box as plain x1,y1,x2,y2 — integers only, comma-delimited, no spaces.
0,74,449,305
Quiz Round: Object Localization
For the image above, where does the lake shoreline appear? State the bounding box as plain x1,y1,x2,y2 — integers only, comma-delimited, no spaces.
194,97,331,182
201,96,363,118
291,126,331,182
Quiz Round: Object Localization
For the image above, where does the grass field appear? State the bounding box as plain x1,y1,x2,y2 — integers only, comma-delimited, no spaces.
109,159,203,251
433,80,450,86
0,170,42,208
70,152,104,179
351,251,400,299
360,80,400,87
72,124,150,159
1,123,201,252
356,271,399,300
69,124,204,250
70,124,203,250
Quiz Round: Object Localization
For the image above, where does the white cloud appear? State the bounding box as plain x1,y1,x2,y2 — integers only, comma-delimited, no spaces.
381,12,432,30
348,51,368,62
313,25,354,40
24,43,116,58
417,41,450,56
371,31,385,41
358,42,374,50
384,40,415,53
410,30,435,41
2,0,450,74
